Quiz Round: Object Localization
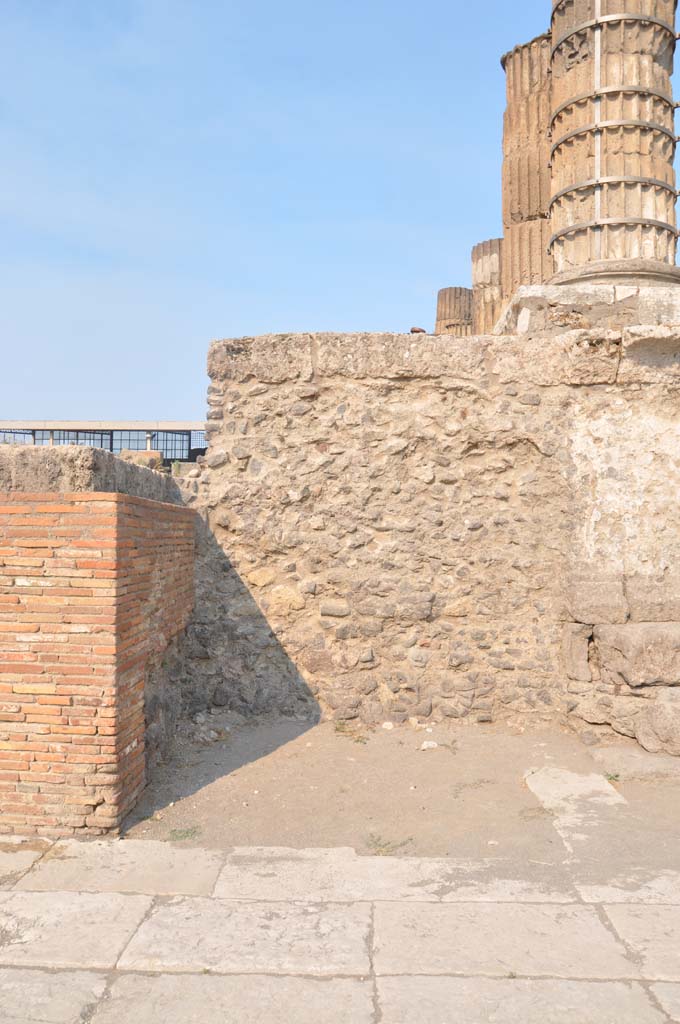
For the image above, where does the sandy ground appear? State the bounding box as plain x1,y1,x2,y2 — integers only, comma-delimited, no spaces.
124,715,680,862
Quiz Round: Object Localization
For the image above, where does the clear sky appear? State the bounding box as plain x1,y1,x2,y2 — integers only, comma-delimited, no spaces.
2,0,548,420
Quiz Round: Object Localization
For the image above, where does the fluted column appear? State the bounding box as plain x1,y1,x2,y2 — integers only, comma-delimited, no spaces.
434,287,473,336
472,239,504,333
501,34,555,300
549,0,679,280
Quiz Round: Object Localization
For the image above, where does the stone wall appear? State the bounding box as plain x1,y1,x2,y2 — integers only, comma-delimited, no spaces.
179,327,679,754
0,448,195,836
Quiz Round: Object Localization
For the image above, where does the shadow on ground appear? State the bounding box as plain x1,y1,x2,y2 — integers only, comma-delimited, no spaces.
126,513,320,835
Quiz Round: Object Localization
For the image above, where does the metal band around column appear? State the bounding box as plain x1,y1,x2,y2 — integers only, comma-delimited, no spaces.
552,14,677,57
551,0,678,15
549,176,678,210
550,119,677,162
550,87,676,132
549,217,680,252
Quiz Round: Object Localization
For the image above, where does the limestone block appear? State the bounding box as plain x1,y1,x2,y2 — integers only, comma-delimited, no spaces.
208,334,314,383
488,330,621,386
635,692,680,756
567,580,628,626
626,574,680,623
315,332,488,381
563,625,592,682
619,326,680,385
594,624,680,688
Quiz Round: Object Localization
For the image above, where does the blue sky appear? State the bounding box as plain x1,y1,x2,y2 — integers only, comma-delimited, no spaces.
1,0,548,419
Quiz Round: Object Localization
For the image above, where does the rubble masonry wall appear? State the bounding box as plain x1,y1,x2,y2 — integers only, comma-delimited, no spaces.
178,328,680,755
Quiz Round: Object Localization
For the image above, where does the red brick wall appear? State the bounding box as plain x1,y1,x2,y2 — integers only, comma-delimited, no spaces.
0,493,194,837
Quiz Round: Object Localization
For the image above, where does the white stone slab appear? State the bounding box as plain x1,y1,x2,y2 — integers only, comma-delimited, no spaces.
605,905,680,980
373,903,636,978
0,891,151,969
119,896,371,976
578,872,680,905
15,839,224,896
0,838,51,889
652,983,680,1021
525,768,626,853
0,968,107,1023
214,847,573,903
91,973,374,1023
377,977,666,1023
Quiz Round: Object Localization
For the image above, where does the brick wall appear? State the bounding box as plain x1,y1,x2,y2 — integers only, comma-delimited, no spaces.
0,492,194,837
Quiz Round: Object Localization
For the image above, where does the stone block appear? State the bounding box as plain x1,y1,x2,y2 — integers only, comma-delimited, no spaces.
0,892,151,969
373,903,635,978
619,326,680,385
91,975,374,1024
315,332,488,381
119,897,371,975
604,905,680,980
634,692,680,757
488,330,620,386
562,625,592,682
377,978,665,1024
594,624,680,687
0,969,107,1024
208,334,314,383
567,579,628,625
14,839,225,896
626,574,680,623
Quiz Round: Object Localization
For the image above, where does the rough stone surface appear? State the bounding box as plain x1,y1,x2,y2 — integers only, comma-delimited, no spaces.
653,983,680,1022
373,903,635,978
90,975,374,1024
174,326,680,755
0,445,182,503
605,905,680,981
0,891,151,968
15,838,224,896
377,978,666,1024
119,896,371,975
0,968,107,1024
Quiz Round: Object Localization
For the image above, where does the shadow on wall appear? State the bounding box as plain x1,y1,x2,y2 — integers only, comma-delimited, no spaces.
171,515,321,722
130,515,320,830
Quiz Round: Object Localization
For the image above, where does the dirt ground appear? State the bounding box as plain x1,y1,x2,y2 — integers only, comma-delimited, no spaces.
124,713,680,862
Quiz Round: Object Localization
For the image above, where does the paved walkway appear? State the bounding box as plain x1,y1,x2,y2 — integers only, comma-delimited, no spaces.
2,744,680,1023
2,793,680,1023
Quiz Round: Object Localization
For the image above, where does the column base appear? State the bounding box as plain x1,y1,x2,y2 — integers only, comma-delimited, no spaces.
496,279,680,336
550,260,680,288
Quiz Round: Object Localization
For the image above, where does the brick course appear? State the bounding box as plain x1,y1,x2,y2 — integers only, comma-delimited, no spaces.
0,492,194,836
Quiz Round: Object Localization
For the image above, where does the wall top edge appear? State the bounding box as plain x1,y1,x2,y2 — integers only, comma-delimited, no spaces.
0,491,195,512
0,446,185,505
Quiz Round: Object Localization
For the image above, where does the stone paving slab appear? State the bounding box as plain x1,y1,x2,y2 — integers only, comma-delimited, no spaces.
0,892,151,969
377,977,667,1023
214,846,575,904
90,973,374,1023
118,896,372,976
373,903,637,978
605,905,680,980
14,838,224,896
0,838,50,889
578,872,680,905
653,983,680,1021
0,968,107,1024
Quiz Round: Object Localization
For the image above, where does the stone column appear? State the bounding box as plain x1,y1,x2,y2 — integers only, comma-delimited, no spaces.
434,287,473,336
472,239,504,333
549,0,679,281
501,33,554,301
